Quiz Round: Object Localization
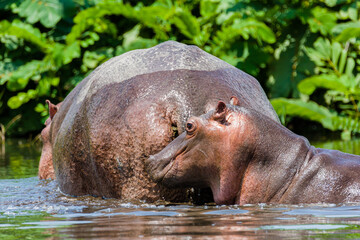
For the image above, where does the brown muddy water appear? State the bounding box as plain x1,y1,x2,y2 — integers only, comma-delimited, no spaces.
1,138,360,239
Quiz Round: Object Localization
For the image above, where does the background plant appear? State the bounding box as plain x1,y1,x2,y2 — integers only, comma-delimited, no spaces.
270,3,360,140
0,0,359,139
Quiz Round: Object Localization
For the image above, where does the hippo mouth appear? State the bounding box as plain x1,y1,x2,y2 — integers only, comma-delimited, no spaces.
147,145,187,183
146,133,188,183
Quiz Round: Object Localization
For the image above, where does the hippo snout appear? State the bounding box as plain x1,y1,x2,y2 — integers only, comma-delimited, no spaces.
145,154,169,182
145,155,156,174
146,133,188,183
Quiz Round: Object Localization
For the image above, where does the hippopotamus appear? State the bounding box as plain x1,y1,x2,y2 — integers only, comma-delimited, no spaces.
39,41,279,202
146,97,360,205
39,100,62,180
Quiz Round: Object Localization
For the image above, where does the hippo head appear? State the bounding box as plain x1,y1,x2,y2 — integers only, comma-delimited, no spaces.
38,100,61,180
146,97,259,204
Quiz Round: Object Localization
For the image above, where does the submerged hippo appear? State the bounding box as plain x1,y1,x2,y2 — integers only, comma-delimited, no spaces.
39,41,279,202
146,97,360,205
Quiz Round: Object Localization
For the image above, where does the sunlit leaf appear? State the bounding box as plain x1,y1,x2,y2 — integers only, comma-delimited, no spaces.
298,74,350,95
271,98,335,130
271,98,360,135
333,21,360,42
17,0,63,28
0,19,49,51
325,0,337,7
200,0,219,18
231,18,275,43
172,8,200,40
118,25,158,54
3,61,45,91
307,7,336,35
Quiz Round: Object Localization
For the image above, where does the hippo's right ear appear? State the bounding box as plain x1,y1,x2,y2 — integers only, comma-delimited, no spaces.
46,100,58,120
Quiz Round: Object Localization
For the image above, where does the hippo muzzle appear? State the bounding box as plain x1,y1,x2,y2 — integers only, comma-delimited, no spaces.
146,133,188,184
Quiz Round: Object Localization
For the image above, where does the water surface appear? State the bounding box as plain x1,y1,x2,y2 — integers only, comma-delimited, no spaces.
1,138,360,239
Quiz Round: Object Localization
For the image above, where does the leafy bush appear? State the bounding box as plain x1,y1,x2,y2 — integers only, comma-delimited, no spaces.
271,17,360,139
0,0,359,139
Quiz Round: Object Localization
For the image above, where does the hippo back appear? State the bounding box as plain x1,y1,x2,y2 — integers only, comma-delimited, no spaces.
50,41,278,201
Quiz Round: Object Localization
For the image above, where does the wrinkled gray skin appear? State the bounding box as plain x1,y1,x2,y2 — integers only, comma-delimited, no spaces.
146,99,360,205
45,41,279,202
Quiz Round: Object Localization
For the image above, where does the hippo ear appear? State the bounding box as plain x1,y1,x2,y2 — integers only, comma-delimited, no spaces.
216,101,227,114
230,96,240,106
213,101,228,121
46,100,58,120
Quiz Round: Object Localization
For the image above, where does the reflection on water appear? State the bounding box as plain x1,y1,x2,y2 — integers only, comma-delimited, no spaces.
313,138,360,155
1,139,360,239
0,139,40,179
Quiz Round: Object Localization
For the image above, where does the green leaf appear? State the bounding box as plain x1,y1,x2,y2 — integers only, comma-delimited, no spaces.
339,2,358,21
63,41,81,65
172,8,200,40
200,0,219,18
298,74,350,95
331,41,342,67
231,18,276,44
0,19,49,51
50,41,81,68
35,103,47,113
271,98,360,134
37,78,51,96
271,98,336,130
118,25,158,54
8,92,31,109
338,48,347,74
4,61,46,91
307,7,337,35
0,35,20,50
81,48,113,72
17,0,63,28
325,0,337,7
333,21,360,42
305,37,354,76
345,58,355,77
313,37,331,60
332,21,360,35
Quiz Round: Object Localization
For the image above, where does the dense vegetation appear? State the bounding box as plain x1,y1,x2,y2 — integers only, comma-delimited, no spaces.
0,0,359,139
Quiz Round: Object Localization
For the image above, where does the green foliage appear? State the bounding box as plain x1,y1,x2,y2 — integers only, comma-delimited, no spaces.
272,35,360,138
0,0,359,138
266,1,360,139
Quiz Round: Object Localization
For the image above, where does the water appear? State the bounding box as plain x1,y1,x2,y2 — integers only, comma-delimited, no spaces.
1,139,360,239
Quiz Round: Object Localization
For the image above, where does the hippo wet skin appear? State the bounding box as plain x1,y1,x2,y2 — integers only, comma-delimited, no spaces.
39,41,279,202
146,97,360,205
39,100,62,180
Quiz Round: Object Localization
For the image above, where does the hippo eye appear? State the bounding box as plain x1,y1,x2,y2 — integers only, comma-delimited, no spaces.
186,122,196,134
